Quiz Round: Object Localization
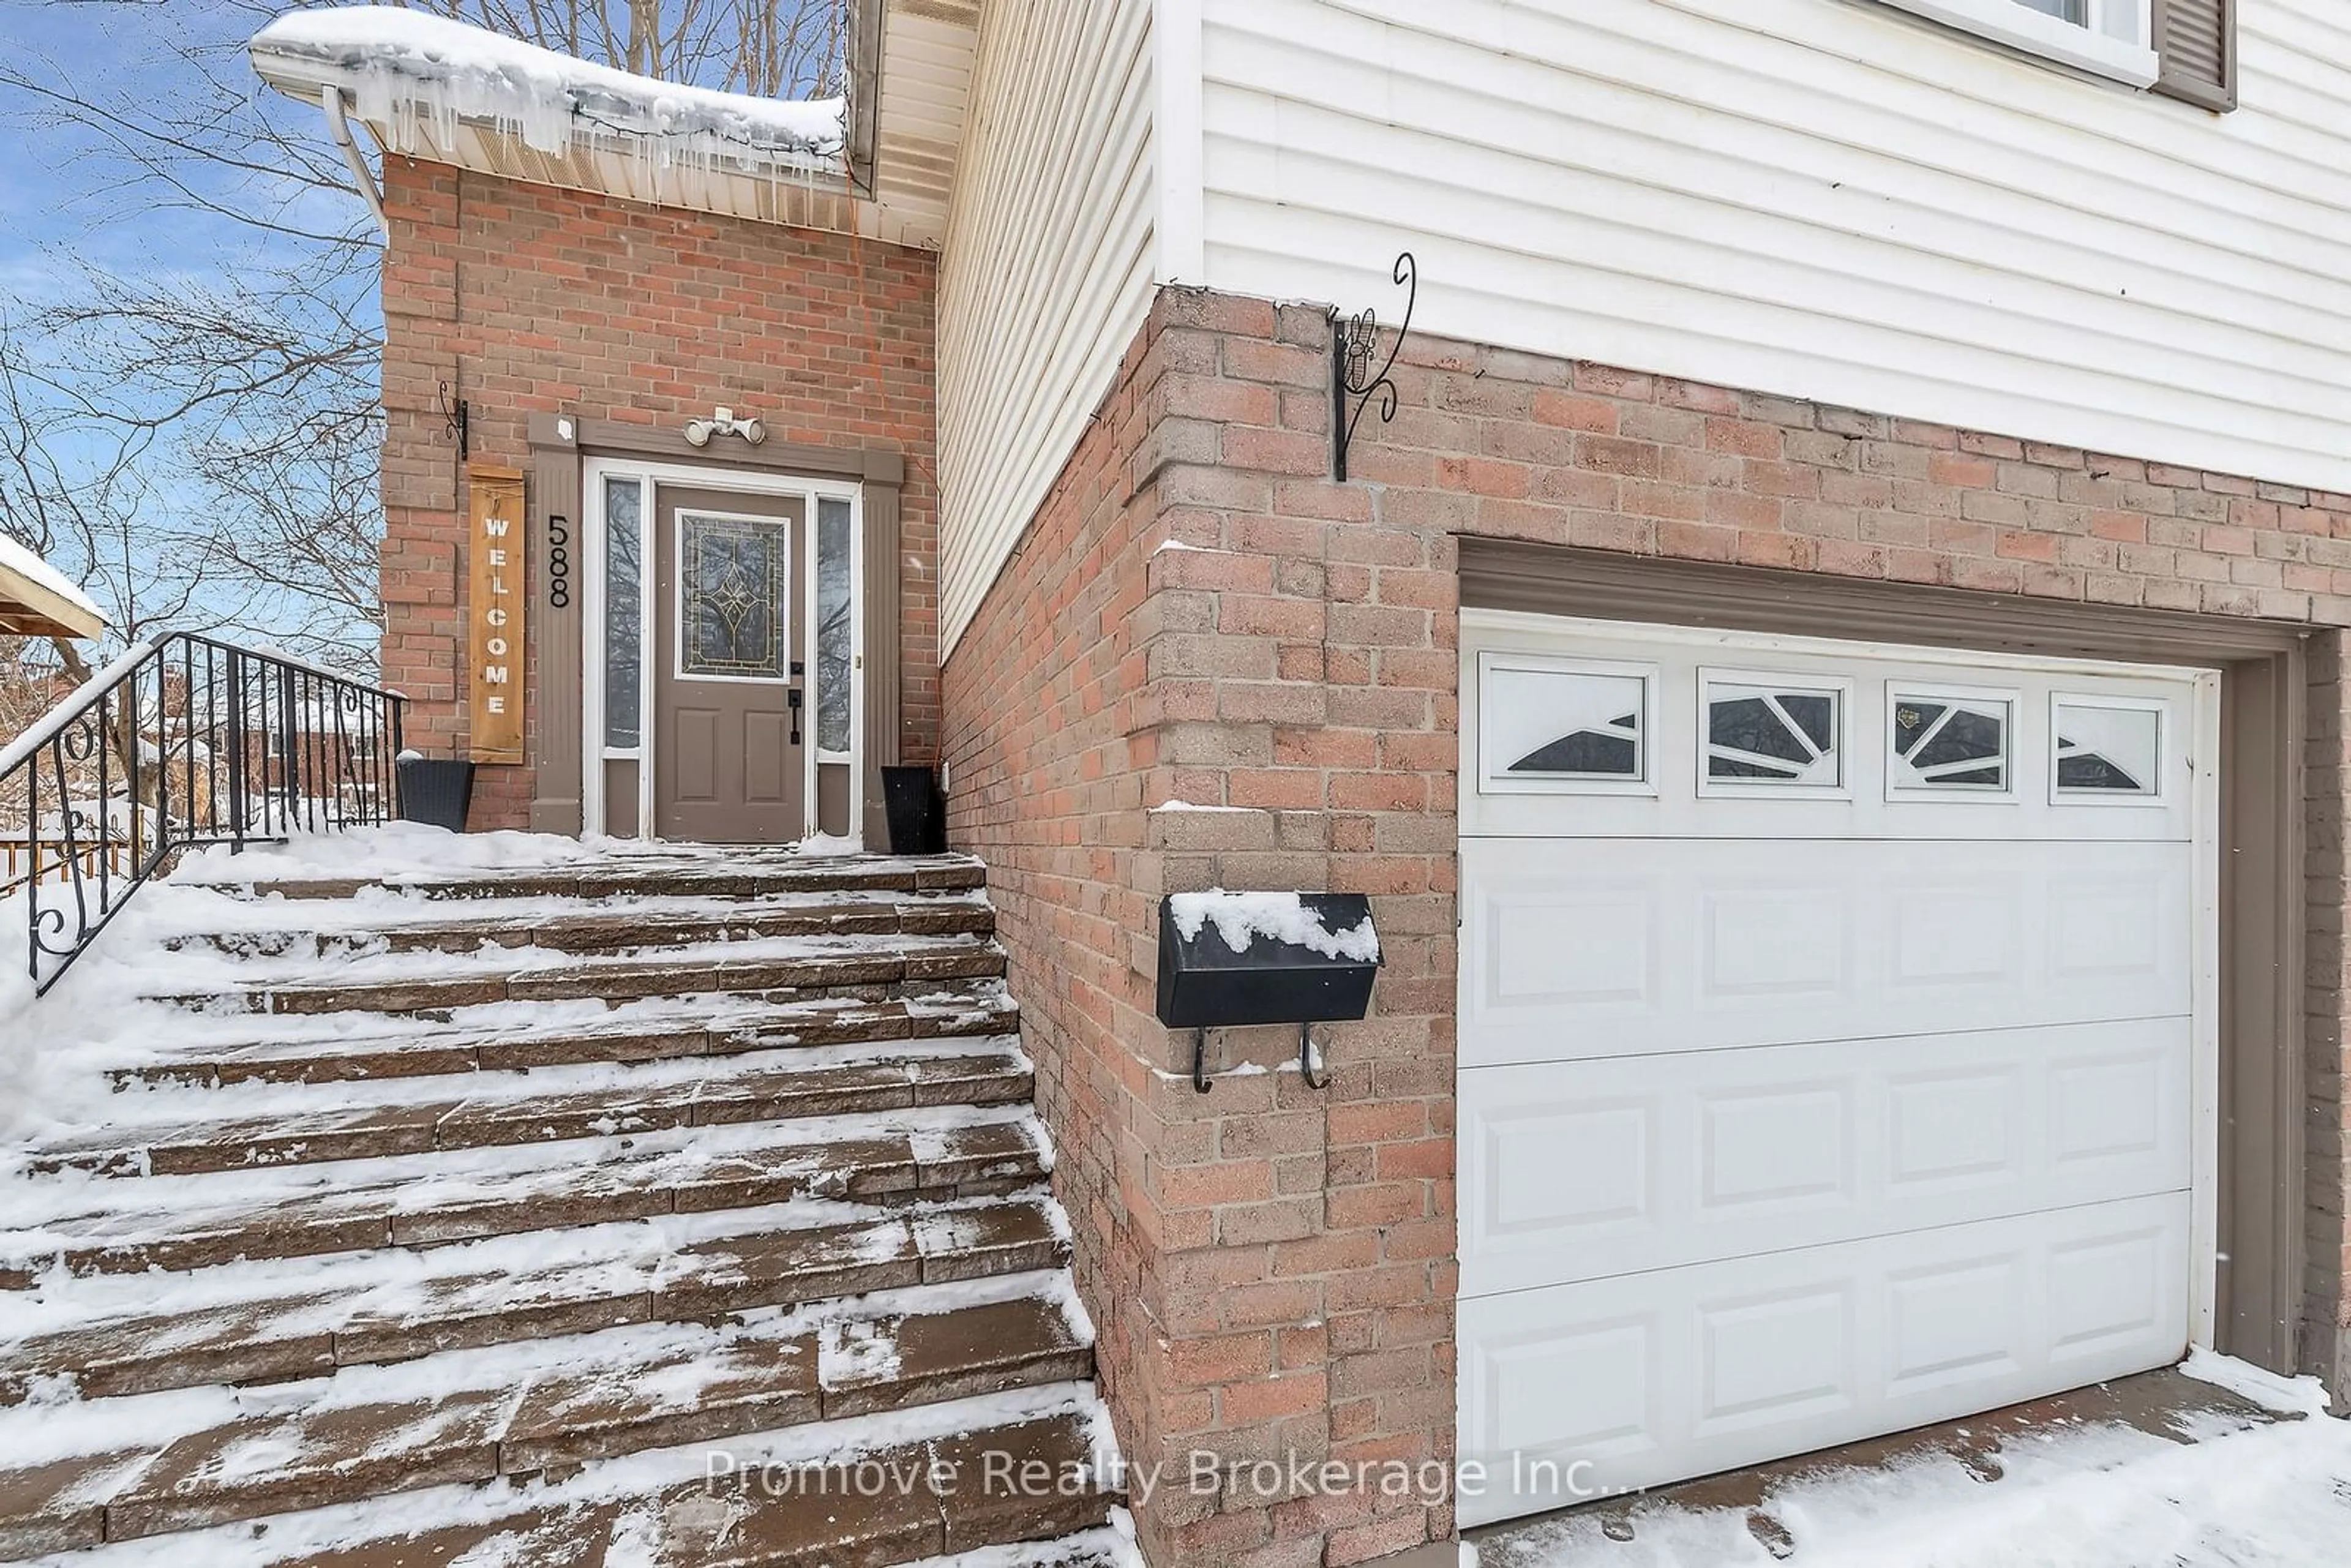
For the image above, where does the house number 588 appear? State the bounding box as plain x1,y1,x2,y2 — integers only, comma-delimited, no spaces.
547,513,572,610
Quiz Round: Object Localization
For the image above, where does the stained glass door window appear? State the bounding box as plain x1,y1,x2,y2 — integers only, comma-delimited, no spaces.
678,513,790,680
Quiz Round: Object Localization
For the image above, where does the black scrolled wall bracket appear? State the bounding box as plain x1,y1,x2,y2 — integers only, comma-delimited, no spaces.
1188,1024,1328,1095
437,380,470,460
1329,251,1417,482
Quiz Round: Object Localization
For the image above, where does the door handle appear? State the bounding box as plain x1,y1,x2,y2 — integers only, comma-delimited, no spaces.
787,686,803,746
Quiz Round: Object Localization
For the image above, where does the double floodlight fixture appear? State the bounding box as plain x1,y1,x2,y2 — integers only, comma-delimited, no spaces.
684,406,767,448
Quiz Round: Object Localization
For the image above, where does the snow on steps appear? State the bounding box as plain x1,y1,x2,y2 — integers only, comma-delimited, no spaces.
49,1511,1149,1568
0,1275,1096,1551
0,1198,1068,1406
3,1386,1126,1564
120,986,1022,1087
0,840,1125,1567
172,841,989,902
1,1101,1057,1285
144,929,1009,1018
36,1036,1038,1177
158,887,998,959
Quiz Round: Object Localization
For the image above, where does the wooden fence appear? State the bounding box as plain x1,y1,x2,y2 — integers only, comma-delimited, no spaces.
0,837,133,899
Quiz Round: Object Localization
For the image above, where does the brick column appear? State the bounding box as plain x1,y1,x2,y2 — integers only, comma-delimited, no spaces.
378,159,465,771
947,290,1461,1566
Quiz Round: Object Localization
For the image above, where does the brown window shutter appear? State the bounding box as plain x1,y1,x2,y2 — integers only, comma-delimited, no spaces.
2152,0,2237,111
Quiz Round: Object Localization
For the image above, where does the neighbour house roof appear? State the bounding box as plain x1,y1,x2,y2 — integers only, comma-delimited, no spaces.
0,535,105,640
249,2,973,249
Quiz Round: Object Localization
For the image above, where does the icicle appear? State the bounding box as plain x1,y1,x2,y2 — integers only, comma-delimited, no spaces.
253,9,850,186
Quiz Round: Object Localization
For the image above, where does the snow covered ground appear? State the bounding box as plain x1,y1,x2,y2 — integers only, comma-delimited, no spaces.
1472,1353,2351,1568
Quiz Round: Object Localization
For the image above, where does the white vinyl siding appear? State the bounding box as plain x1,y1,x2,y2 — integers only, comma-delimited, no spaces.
936,0,1156,651
1191,0,2351,493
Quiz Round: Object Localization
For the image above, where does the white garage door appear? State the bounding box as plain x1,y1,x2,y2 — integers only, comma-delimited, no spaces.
1455,612,2217,1528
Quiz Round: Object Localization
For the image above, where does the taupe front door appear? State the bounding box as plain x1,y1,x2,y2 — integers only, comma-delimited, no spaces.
653,485,805,842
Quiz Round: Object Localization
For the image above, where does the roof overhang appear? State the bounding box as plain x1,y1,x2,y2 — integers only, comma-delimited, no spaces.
855,0,978,246
249,3,975,251
0,539,105,641
846,0,888,197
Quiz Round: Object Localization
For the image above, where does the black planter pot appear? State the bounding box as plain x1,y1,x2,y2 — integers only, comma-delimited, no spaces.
396,756,477,833
880,765,945,856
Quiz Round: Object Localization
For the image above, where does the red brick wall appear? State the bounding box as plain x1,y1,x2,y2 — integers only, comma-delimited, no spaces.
946,283,2351,1566
934,311,1173,1545
945,292,1462,1568
379,158,939,828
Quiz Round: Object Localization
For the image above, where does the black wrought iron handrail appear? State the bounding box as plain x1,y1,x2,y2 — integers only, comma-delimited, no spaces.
1,633,405,995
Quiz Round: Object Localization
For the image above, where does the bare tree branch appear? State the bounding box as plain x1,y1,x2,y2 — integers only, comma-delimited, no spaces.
0,0,846,701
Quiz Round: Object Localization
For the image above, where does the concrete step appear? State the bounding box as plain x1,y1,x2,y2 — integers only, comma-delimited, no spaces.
162,890,997,961
117,986,1022,1087
0,1202,1073,1408
179,849,989,904
2,846,1122,1568
0,1386,1118,1565
143,932,1007,1018
0,1108,1054,1288
42,1039,1035,1179
255,1513,1137,1568
0,1281,1094,1553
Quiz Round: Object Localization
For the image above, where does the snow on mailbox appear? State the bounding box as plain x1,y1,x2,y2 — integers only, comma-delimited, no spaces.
1158,889,1382,1040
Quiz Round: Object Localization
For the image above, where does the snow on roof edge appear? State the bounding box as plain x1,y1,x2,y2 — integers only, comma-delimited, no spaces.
250,6,846,167
0,534,105,636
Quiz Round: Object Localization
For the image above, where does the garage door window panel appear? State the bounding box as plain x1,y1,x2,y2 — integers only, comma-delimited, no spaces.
1889,686,2017,798
1477,651,1657,796
1703,670,1851,795
2053,697,2165,802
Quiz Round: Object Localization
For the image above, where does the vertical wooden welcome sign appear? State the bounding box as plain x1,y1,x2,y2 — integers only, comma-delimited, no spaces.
467,464,527,764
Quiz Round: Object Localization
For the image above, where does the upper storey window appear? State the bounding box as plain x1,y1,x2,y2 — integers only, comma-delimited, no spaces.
1877,0,2156,85
1875,0,2235,108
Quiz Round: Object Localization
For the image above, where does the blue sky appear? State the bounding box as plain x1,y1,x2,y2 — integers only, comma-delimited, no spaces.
0,1,381,655
0,1,822,301
1,1,830,321
0,2,824,657
0,2,323,303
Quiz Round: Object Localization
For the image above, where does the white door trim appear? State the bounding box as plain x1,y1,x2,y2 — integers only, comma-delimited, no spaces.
2188,664,2222,1349
580,457,866,845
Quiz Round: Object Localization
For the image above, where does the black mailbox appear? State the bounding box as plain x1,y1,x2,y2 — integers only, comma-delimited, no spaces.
1156,891,1381,1029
